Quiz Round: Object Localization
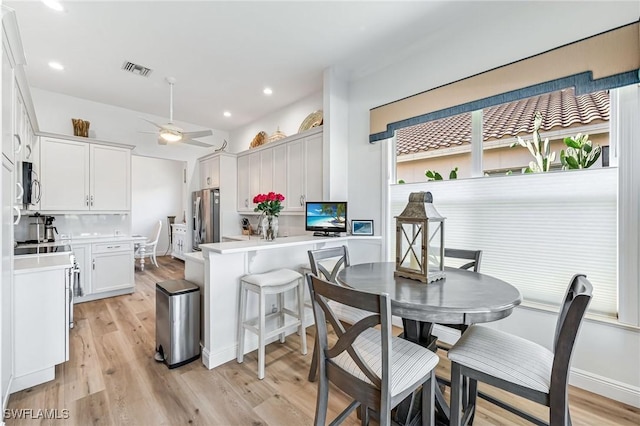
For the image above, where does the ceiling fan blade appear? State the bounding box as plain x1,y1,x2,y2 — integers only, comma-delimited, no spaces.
140,117,163,129
182,129,213,139
138,130,160,134
182,138,213,147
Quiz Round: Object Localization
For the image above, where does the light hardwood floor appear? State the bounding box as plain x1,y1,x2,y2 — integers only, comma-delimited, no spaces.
6,256,640,425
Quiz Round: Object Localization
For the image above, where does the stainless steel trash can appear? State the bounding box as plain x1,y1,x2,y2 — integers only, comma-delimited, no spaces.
155,279,200,368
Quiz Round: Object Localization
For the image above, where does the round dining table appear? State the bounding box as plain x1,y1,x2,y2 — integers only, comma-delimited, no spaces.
336,262,522,425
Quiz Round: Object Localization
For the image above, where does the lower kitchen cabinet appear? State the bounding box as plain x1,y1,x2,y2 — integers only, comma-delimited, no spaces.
13,266,69,392
171,223,186,260
73,240,135,303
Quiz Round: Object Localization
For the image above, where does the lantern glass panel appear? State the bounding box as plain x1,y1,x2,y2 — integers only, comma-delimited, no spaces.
400,222,423,270
427,222,442,274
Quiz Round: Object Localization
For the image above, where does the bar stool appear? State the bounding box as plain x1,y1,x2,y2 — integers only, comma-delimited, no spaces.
237,268,308,379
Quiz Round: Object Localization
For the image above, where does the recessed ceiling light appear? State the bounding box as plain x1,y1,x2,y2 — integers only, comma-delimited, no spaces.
42,0,64,12
48,61,64,71
223,111,231,117
263,87,273,95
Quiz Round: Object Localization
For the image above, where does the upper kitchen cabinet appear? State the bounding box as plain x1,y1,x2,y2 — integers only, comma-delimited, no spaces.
236,127,322,214
39,136,132,212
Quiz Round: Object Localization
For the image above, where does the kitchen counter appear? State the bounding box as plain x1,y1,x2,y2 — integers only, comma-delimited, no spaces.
14,254,73,274
65,235,147,244
197,234,383,370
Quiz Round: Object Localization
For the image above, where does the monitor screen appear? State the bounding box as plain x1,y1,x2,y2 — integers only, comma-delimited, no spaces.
305,202,348,236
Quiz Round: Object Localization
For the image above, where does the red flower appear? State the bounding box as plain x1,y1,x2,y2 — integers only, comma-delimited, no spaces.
253,192,285,216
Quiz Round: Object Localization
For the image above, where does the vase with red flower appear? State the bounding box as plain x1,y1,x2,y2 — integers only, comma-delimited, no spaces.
253,192,285,241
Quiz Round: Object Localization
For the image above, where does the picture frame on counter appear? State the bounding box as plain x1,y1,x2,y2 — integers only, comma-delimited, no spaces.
351,219,374,236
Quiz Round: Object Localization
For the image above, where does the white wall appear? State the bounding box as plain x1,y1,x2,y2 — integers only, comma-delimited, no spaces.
228,91,322,154
131,155,185,255
345,1,640,406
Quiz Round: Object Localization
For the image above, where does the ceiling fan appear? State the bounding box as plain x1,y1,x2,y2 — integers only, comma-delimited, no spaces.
140,77,213,147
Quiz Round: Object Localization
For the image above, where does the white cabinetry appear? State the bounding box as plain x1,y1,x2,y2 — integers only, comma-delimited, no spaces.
1,157,13,401
200,156,220,189
39,137,131,212
236,127,323,214
92,242,134,294
286,131,323,211
13,266,69,392
73,239,135,303
171,223,187,260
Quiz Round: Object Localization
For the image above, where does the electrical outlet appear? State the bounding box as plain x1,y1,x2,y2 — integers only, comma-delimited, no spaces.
271,304,277,313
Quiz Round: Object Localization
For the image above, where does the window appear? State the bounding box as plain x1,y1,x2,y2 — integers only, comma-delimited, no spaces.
388,86,638,321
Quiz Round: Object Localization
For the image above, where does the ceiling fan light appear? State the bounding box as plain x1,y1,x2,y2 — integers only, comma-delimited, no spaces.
160,129,182,143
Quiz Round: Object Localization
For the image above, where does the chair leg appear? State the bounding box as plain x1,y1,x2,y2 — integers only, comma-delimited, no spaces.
152,252,158,267
468,378,478,424
308,335,319,382
258,289,266,380
297,280,307,355
360,406,369,426
237,284,247,363
315,364,329,426
450,362,463,426
422,370,435,426
277,292,285,343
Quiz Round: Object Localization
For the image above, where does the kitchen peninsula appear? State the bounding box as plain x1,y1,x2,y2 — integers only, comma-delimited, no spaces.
195,235,381,369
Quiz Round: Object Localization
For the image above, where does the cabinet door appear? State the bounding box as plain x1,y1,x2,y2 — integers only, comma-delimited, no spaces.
40,138,90,211
236,154,250,211
92,251,134,294
14,268,66,377
249,151,261,204
2,48,14,163
286,140,305,211
304,133,324,203
260,148,274,194
90,145,130,211
1,159,14,396
200,157,220,189
272,144,287,203
72,244,91,298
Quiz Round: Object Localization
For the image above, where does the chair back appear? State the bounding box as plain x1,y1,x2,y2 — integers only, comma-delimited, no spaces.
308,245,350,283
549,274,593,413
149,220,162,245
306,273,391,405
444,248,482,272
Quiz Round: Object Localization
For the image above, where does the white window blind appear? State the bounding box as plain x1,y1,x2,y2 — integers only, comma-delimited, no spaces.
389,168,618,316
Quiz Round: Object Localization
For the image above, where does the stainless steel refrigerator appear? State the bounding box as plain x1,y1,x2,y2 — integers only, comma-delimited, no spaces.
192,188,220,250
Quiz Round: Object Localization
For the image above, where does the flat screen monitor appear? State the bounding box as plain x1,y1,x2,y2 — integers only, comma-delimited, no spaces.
305,201,347,237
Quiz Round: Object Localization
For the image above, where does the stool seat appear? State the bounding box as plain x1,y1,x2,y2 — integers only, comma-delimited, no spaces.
237,268,307,380
242,269,302,287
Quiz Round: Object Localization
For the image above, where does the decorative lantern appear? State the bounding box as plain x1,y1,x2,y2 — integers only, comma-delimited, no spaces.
394,191,446,283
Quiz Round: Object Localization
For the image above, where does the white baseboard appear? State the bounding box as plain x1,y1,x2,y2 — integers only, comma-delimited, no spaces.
570,367,640,408
432,325,640,408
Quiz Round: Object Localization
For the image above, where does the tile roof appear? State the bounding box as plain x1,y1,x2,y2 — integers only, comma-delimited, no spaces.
396,88,610,156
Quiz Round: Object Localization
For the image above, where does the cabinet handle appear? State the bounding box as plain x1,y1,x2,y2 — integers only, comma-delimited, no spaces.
15,182,23,202
33,179,41,203
12,206,21,225
207,177,211,185
300,195,305,206
107,245,121,249
13,134,22,154
25,144,32,160
92,259,95,270
90,195,94,207
86,195,89,206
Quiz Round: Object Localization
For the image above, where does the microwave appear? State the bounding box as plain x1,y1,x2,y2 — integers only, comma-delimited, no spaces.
21,161,41,206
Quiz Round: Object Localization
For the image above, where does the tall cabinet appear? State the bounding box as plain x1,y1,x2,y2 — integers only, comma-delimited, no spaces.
1,6,33,407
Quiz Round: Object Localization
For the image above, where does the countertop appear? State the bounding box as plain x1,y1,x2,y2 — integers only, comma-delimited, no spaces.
183,251,204,264
64,235,148,245
14,253,73,274
200,234,381,255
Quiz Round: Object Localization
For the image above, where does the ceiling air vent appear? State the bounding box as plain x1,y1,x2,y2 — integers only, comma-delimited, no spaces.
121,61,152,77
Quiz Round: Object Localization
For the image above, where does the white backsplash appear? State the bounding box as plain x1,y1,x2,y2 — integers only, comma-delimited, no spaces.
239,214,305,238
15,213,131,242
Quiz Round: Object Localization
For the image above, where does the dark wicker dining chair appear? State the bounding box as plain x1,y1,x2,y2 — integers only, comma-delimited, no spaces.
448,273,593,426
306,273,439,426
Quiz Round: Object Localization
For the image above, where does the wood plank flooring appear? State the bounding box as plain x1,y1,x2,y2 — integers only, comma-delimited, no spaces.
6,256,640,425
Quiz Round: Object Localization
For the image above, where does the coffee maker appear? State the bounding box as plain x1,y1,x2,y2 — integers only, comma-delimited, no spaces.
44,216,58,242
